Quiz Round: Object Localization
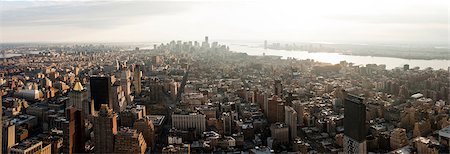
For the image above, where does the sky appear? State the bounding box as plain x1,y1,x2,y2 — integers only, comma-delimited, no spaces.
0,0,448,45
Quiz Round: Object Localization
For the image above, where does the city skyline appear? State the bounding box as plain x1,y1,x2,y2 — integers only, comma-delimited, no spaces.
1,1,449,153
0,36,449,153
1,0,448,45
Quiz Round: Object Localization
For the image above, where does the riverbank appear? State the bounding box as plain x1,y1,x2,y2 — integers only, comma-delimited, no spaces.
230,44,450,70
264,43,450,60
308,50,450,60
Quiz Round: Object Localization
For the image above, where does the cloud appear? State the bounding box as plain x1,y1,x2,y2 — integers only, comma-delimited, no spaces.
327,11,447,25
0,0,447,44
322,0,448,25
0,1,192,29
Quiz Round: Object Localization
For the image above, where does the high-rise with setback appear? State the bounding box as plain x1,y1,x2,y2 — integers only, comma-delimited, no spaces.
69,80,90,116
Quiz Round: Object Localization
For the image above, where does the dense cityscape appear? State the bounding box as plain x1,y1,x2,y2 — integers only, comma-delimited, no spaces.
1,0,449,153
0,36,449,153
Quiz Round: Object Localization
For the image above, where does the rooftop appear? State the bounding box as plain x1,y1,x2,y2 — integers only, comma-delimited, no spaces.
438,125,450,138
146,115,165,126
73,81,84,91
411,93,423,99
11,138,42,150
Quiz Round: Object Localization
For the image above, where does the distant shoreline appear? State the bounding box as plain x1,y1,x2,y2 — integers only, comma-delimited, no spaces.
337,52,448,61
305,50,450,61
264,47,450,61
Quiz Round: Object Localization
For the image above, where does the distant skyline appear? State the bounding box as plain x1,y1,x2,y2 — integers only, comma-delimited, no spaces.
0,0,448,45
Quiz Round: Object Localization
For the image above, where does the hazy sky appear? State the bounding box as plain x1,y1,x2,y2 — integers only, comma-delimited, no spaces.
0,0,448,44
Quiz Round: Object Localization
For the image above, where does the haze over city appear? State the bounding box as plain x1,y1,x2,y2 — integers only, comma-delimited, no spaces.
1,0,448,45
0,1,449,154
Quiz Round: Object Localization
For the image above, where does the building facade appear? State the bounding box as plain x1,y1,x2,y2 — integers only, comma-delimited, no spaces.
390,128,408,150
93,104,117,153
114,128,147,154
134,118,155,150
63,107,85,154
89,76,112,111
172,113,206,134
10,139,51,154
343,94,367,154
270,123,289,145
133,65,142,95
69,80,90,116
2,122,15,153
267,95,284,124
285,106,297,141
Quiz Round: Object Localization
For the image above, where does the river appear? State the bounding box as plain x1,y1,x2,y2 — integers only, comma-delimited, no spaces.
0,53,22,59
228,44,450,70
0,51,43,59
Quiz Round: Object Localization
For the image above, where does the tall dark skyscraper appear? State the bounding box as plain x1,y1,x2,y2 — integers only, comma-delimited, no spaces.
89,76,112,111
344,93,367,154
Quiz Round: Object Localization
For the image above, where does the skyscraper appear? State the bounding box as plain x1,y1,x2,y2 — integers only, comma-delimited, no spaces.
267,95,284,124
2,122,15,153
148,78,163,102
202,36,210,48
403,64,409,71
93,104,118,153
343,94,367,154
111,83,126,112
292,100,305,126
134,65,142,95
89,76,112,111
274,79,282,97
285,106,297,141
63,107,85,154
120,68,132,103
69,80,90,116
222,112,233,136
